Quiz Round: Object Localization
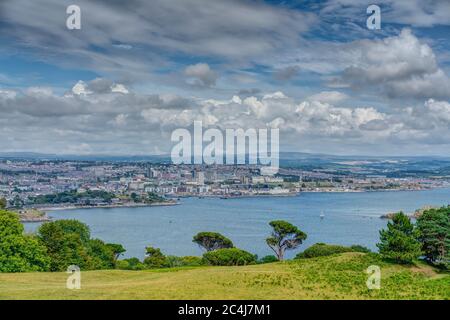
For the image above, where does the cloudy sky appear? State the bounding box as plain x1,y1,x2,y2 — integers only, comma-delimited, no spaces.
1,0,450,156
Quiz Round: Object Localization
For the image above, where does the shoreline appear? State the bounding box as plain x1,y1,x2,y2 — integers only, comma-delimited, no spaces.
20,217,52,223
20,186,450,215
38,201,179,212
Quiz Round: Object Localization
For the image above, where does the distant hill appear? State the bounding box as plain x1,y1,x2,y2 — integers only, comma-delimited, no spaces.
1,151,450,162
0,152,171,163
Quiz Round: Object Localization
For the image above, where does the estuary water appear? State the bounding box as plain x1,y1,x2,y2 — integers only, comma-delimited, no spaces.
24,188,450,259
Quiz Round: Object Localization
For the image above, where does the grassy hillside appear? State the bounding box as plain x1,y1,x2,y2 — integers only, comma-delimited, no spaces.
0,253,448,300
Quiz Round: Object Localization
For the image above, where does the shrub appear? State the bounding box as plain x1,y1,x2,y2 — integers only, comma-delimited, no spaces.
258,255,279,264
296,243,353,259
115,260,129,270
166,255,205,267
116,257,146,270
203,248,256,266
350,245,372,253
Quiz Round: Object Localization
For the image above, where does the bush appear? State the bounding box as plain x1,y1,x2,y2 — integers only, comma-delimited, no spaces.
166,255,205,268
203,248,256,266
258,255,279,264
296,243,353,259
116,257,146,270
350,245,371,253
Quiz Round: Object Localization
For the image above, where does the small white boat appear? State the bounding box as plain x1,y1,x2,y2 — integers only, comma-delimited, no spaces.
320,211,325,219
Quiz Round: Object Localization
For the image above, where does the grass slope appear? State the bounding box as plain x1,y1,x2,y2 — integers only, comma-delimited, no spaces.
0,253,448,300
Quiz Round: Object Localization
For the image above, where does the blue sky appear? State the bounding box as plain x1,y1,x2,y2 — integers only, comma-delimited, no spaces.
1,0,450,155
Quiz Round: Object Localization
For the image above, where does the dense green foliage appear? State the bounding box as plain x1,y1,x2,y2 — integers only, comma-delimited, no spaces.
116,257,146,270
87,239,116,270
107,243,126,264
37,220,117,271
166,255,205,268
145,192,167,203
377,212,422,264
417,206,450,269
118,254,205,270
144,246,168,268
258,255,279,264
266,220,307,260
203,248,256,266
0,210,50,272
29,190,116,205
193,232,234,252
350,245,372,253
296,243,353,259
129,192,167,204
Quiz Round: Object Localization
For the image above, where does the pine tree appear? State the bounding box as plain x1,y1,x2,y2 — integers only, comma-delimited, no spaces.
377,212,422,264
417,207,449,268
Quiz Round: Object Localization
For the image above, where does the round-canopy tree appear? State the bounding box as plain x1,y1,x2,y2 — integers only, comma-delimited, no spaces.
266,220,307,261
0,210,50,272
193,232,234,252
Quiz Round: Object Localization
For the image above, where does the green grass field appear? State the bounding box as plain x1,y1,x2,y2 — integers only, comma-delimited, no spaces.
0,253,448,300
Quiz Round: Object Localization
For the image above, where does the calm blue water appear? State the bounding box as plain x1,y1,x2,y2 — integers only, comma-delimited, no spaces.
24,189,450,259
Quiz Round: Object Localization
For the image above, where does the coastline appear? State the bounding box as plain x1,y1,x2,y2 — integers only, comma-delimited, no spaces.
38,201,179,212
20,186,449,215
20,217,51,223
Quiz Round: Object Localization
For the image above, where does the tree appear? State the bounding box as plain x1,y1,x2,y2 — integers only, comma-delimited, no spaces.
192,232,234,252
0,198,7,209
377,212,422,264
417,207,449,268
266,220,307,261
107,243,126,264
52,219,91,243
0,210,50,272
37,219,127,272
116,257,146,270
144,246,168,268
37,221,90,271
88,239,115,270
